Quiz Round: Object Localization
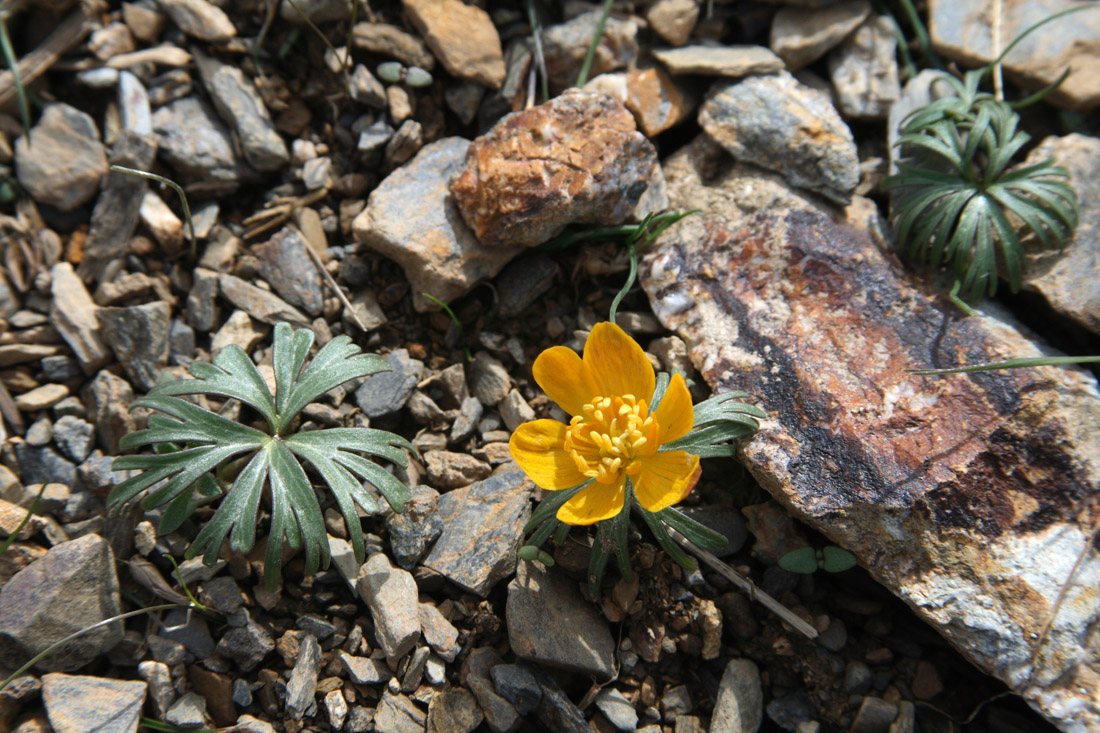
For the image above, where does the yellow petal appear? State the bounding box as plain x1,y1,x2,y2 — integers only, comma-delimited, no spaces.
509,420,588,490
633,451,700,513
583,322,655,402
557,475,626,525
532,346,599,417
654,373,694,444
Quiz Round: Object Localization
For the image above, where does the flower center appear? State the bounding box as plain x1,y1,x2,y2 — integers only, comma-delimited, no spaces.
564,394,661,485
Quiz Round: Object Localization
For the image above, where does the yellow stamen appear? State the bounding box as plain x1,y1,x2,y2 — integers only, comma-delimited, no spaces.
565,394,661,487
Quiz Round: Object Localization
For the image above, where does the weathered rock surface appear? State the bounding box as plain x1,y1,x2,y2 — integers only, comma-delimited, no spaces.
196,52,288,171
254,227,324,316
14,104,108,212
353,138,523,312
156,0,236,42
640,134,1100,731
99,301,172,391
421,471,533,596
586,68,695,137
542,10,638,91
653,44,785,77
828,15,901,120
0,534,123,672
770,0,870,70
351,22,435,69
219,273,311,327
1020,134,1100,336
451,90,667,248
153,96,250,196
402,0,504,88
357,553,421,665
42,673,146,733
699,72,859,204
929,0,1100,110
506,560,616,679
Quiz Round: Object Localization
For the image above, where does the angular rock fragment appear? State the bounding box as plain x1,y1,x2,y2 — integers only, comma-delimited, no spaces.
351,22,435,69
218,273,311,327
640,134,1100,731
153,96,249,196
15,104,108,212
828,15,901,120
421,471,533,596
356,553,421,665
699,71,859,204
646,0,699,46
451,90,667,248
355,348,423,418
769,0,870,70
402,0,504,88
99,301,172,392
353,138,523,312
653,45,785,77
156,0,236,42
254,227,324,316
42,674,146,733
506,560,616,678
542,10,638,90
0,534,123,672
50,263,110,375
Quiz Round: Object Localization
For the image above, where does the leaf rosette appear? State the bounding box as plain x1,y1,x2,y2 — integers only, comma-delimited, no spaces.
109,323,414,589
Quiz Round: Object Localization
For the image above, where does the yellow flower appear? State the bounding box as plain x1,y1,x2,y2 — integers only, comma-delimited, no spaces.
509,322,700,525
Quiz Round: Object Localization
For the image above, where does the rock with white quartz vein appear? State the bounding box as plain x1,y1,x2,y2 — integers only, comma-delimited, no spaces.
640,133,1100,731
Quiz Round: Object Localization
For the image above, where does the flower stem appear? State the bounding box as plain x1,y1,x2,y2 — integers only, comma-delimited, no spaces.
608,242,636,325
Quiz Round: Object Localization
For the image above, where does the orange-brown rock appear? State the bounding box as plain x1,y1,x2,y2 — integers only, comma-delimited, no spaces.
402,0,504,89
450,90,667,248
641,134,1100,731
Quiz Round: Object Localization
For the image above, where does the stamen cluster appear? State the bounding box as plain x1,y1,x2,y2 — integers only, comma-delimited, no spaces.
565,394,660,484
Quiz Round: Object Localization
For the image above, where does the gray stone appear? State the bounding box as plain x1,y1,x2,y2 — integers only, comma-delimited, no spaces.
153,96,248,196
337,650,393,684
819,617,847,651
427,687,483,733
710,659,762,733
886,69,953,175
147,635,186,665
495,253,560,318
211,310,267,355
218,273,311,327
640,133,1100,732
138,660,175,720
461,648,520,732
82,371,135,454
155,0,236,42
99,301,172,391
356,118,393,164
187,268,220,331
167,691,208,728
14,444,77,488
356,553,421,665
162,607,215,659
770,0,871,70
542,10,638,90
468,351,510,407
851,697,898,733
324,689,348,729
119,70,152,135
423,450,491,490
384,118,423,167
24,417,52,446
507,559,616,676
15,104,108,211
499,389,535,432
43,358,82,383
50,263,110,375
489,663,541,715
449,396,483,444
767,692,812,731
699,71,859,204
680,505,747,557
197,52,288,171
254,227,324,316
444,82,484,125
418,602,459,660
531,668,589,733
354,348,423,418
929,0,1100,110
386,485,443,570
80,131,157,281
422,471,533,596
42,673,146,733
232,678,252,707
828,15,901,120
296,614,336,641
169,319,195,364
198,577,245,615
354,137,522,312
374,689,426,733
653,45,785,76
52,415,95,463
216,616,274,671
0,534,122,672
1020,134,1100,336
596,688,638,732
285,633,321,719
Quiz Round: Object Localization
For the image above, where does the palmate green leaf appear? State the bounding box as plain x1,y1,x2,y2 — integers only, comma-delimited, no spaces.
108,324,411,590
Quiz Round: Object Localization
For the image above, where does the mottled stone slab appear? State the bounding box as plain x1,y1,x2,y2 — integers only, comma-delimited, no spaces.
42,673,146,733
640,134,1100,731
929,0,1100,110
421,471,534,597
1020,134,1100,336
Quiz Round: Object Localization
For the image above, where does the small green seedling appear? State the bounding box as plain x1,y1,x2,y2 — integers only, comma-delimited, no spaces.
779,545,859,574
109,323,415,591
377,61,432,88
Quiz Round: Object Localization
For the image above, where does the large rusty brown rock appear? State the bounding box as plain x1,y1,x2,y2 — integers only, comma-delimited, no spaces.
450,90,668,248
640,134,1100,731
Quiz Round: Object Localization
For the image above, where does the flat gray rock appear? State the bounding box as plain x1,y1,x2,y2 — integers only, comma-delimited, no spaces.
828,15,901,120
153,96,249,196
254,227,324,316
506,560,616,679
353,137,523,312
196,51,288,171
355,348,423,418
285,633,321,719
356,553,421,665
42,673,146,733
769,0,870,70
699,71,859,204
0,534,123,672
421,471,533,597
99,301,172,392
541,10,638,90
929,0,1100,110
218,273,311,327
50,263,110,375
710,659,763,733
15,103,108,212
